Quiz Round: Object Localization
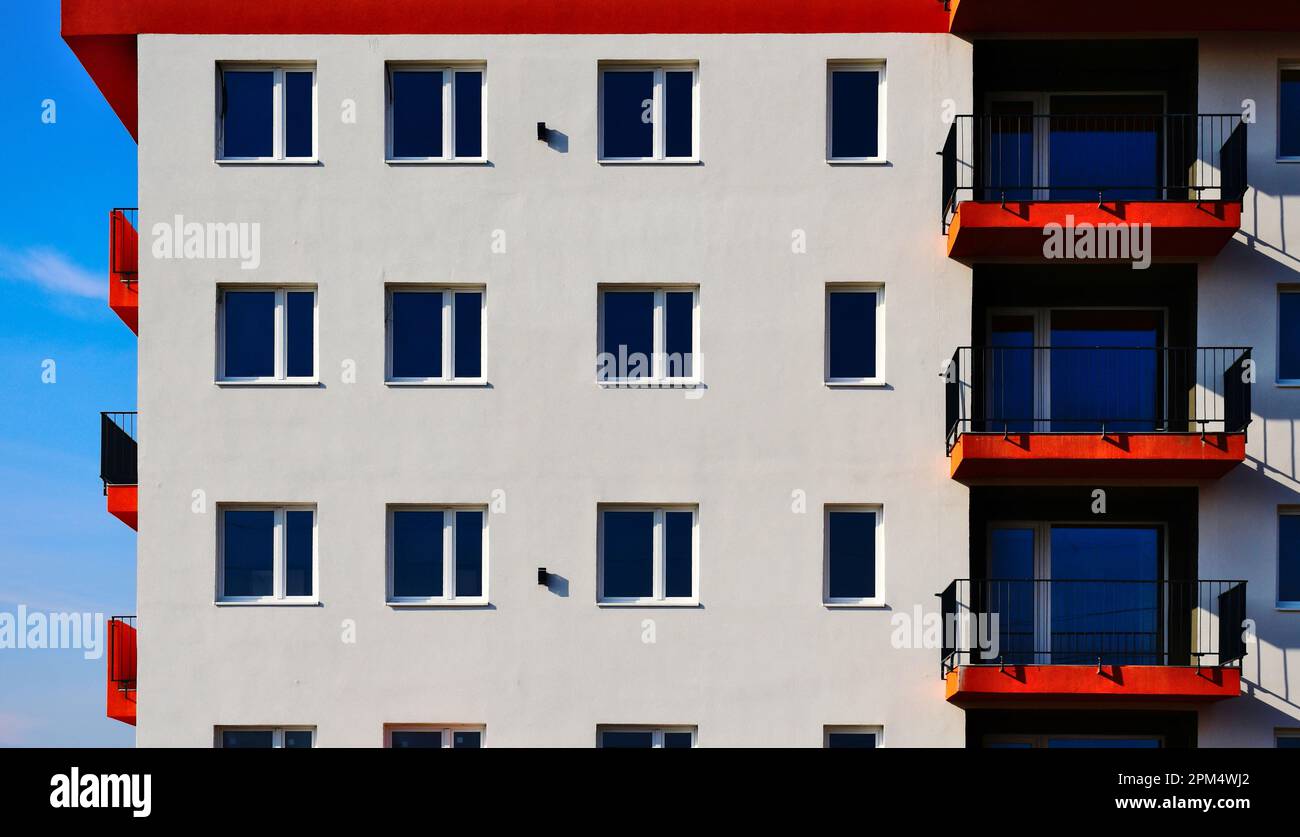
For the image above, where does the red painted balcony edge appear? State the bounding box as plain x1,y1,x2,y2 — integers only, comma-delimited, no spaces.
61,0,947,140
945,664,1242,705
948,0,1300,34
109,209,138,334
946,200,1241,262
950,433,1246,481
106,619,137,726
106,485,138,531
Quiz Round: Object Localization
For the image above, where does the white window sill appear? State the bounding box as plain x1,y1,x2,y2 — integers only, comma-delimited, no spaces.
215,599,321,607
1276,381,1300,388
386,158,490,166
824,600,888,609
388,599,490,608
385,379,489,388
826,158,889,166
598,158,702,166
826,380,888,388
216,380,322,388
1277,603,1300,611
215,158,320,166
1277,157,1300,164
597,600,701,608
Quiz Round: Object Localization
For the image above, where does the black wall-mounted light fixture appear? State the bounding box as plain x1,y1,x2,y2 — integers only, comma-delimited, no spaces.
537,122,550,142
537,567,549,585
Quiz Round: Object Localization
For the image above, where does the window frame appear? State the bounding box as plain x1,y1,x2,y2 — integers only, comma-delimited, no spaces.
822,504,886,607
1278,507,1300,610
823,725,884,748
216,504,319,605
386,504,490,606
384,285,488,385
826,61,888,164
215,726,316,748
1278,285,1300,385
597,504,699,606
597,285,701,386
1277,729,1300,747
216,63,318,163
824,283,886,386
217,285,319,385
384,63,489,164
597,63,700,163
383,724,486,748
1279,61,1300,163
596,725,697,748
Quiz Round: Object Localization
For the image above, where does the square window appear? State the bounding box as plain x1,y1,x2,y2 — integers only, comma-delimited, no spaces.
217,727,315,748
828,63,885,162
219,506,316,603
824,506,882,605
826,286,883,384
219,287,316,382
598,287,698,384
1281,64,1300,160
598,506,697,604
387,65,486,161
386,287,485,383
386,727,484,748
824,727,881,748
597,727,695,748
1280,511,1300,608
1277,730,1300,748
1280,288,1300,382
388,507,487,604
218,65,315,161
599,65,697,161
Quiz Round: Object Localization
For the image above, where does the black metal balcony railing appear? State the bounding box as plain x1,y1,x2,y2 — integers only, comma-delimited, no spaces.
109,208,138,286
100,411,137,488
944,346,1253,453
938,579,1248,676
940,113,1248,231
108,615,136,693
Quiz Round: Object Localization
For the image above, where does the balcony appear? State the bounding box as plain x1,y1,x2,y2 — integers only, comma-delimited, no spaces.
940,114,1246,261
939,578,1246,705
109,208,138,334
100,411,137,530
106,616,136,726
945,346,1251,481
947,0,1300,34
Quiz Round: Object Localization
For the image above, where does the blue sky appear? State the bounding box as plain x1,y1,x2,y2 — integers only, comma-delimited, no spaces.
0,1,137,746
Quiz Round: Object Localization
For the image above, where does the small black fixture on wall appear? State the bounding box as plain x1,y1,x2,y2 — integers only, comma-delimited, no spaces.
537,567,549,585
537,122,550,142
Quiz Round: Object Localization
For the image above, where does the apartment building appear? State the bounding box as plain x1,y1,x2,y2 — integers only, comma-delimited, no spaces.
68,1,1300,747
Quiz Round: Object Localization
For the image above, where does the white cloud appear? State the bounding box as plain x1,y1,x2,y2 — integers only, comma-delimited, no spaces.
0,245,101,299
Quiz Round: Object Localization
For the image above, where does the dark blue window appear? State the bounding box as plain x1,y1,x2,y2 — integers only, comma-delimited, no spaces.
221,730,274,748
1281,69,1300,158
601,291,655,381
286,291,314,378
390,291,443,379
602,511,654,599
392,510,443,598
282,730,313,748
284,510,313,597
986,316,1035,433
1047,738,1160,749
1279,514,1300,604
830,69,880,159
662,732,693,748
391,70,443,158
1047,95,1162,201
1049,309,1160,432
1279,736,1300,749
452,730,482,749
1049,526,1159,665
455,510,483,598
223,510,275,598
284,71,314,158
223,291,275,378
390,731,442,748
665,291,693,378
827,290,877,380
600,731,654,748
827,732,877,749
454,71,483,158
602,71,654,158
826,510,876,600
664,70,694,158
664,511,693,598
987,527,1036,664
1280,292,1300,381
985,100,1034,200
453,292,482,379
221,70,274,158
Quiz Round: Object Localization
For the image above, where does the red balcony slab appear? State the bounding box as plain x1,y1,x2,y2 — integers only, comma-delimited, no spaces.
106,485,137,531
948,0,1300,33
950,432,1245,481
946,200,1240,262
946,664,1241,706
106,618,136,726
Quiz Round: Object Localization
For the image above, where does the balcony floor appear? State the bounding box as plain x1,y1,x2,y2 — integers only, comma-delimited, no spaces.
950,432,1245,481
946,664,1241,705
